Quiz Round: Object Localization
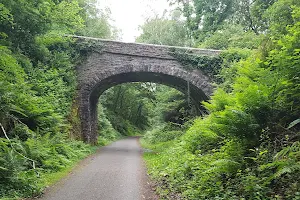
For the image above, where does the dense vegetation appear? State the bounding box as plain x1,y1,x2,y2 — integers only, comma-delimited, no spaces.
1,0,299,199
0,0,120,199
140,0,300,199
99,82,197,138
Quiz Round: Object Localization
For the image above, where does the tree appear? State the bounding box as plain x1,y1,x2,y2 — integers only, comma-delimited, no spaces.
78,1,119,39
0,1,119,198
136,10,189,46
100,83,156,134
234,0,276,34
170,0,277,42
199,24,262,49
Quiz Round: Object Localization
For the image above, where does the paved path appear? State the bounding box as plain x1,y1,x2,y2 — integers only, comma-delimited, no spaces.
39,137,157,200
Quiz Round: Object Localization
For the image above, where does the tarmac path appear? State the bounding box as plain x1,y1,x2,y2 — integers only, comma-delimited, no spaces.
38,137,157,200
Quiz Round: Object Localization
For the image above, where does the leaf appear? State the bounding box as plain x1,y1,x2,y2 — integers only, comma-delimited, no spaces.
287,119,300,129
10,104,28,118
0,166,8,171
259,150,268,156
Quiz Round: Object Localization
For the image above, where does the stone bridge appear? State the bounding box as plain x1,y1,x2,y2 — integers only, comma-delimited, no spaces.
74,36,221,144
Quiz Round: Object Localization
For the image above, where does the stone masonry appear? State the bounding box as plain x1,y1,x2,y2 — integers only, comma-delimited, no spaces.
74,36,221,144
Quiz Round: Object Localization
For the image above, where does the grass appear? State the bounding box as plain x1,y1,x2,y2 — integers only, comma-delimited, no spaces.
140,138,180,200
12,137,119,200
37,145,99,190
0,145,99,200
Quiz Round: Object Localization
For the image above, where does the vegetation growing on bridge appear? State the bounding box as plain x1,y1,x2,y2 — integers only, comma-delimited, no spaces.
169,48,249,81
168,48,223,80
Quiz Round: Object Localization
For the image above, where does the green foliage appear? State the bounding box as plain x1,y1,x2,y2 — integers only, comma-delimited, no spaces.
235,0,276,34
0,3,13,42
80,9,119,39
1,0,299,199
169,48,223,79
0,0,118,198
51,1,84,33
220,48,253,63
97,104,121,146
199,25,263,50
100,83,156,134
136,10,189,46
99,82,196,143
153,86,199,125
171,0,276,47
174,0,235,35
266,4,300,119
142,1,300,199
0,133,92,199
143,124,184,144
266,0,300,37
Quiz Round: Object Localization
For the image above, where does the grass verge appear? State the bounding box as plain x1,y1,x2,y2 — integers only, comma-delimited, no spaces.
36,145,99,191
140,138,181,200
37,137,120,196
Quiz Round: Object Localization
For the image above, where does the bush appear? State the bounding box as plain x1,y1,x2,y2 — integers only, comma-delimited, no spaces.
142,3,300,199
143,124,184,144
0,133,92,199
97,104,121,145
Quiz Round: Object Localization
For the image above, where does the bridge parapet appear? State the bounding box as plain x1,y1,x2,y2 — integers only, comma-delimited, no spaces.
69,35,221,59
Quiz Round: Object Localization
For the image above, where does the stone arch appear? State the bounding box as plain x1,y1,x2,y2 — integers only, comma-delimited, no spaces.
75,39,220,144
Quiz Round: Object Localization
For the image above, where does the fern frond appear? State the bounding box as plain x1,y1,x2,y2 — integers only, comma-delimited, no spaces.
288,119,300,129
204,159,240,174
0,166,8,171
274,141,300,160
275,163,300,178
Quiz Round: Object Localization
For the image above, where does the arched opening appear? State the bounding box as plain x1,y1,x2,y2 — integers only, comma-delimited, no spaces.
98,82,201,140
78,70,212,144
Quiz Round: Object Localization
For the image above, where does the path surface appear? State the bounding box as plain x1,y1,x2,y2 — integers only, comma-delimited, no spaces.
39,137,157,200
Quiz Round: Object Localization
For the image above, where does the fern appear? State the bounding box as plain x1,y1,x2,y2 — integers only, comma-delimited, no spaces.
274,141,300,160
272,142,300,178
288,119,300,129
275,164,300,178
205,159,240,174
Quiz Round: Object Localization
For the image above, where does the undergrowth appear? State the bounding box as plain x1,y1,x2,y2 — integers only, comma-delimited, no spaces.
0,1,121,199
0,133,94,199
141,2,300,199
